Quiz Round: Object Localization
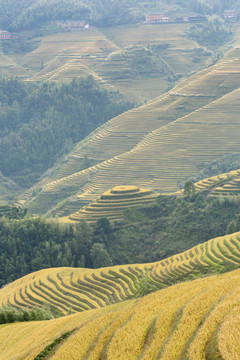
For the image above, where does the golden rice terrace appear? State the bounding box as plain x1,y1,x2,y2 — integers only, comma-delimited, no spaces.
1,231,240,359
68,185,157,223
1,231,240,315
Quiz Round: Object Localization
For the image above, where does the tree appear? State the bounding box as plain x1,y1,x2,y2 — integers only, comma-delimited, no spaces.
226,220,237,234
184,180,196,196
93,217,115,249
90,243,113,269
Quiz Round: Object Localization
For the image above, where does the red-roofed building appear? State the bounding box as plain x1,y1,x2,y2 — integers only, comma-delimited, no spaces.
145,13,169,23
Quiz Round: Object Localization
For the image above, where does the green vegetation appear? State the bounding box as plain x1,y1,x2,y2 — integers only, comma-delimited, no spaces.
0,217,94,286
189,0,238,15
0,76,132,188
0,304,53,324
1,0,238,32
34,330,75,360
0,204,27,219
90,243,113,268
188,15,232,46
1,227,240,317
187,153,240,184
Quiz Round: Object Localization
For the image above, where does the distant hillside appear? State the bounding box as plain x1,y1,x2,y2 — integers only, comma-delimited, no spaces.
0,23,216,102
1,0,238,31
21,45,240,215
0,236,240,359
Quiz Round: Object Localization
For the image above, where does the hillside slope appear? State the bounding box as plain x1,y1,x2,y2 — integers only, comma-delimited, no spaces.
1,268,240,359
1,231,240,315
22,47,240,214
1,23,212,102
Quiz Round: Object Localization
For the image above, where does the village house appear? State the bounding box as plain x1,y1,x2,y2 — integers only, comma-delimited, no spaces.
223,10,237,20
0,30,11,40
176,15,206,23
56,20,90,31
188,15,207,22
145,13,169,23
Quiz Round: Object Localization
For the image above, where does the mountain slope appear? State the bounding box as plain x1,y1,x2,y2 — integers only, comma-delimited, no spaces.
22,47,240,214
1,268,240,359
1,231,240,315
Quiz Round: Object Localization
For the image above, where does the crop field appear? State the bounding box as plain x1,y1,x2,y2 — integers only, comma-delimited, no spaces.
21,30,118,73
1,231,240,318
1,266,240,359
28,58,103,83
102,23,213,75
69,185,157,222
102,24,198,50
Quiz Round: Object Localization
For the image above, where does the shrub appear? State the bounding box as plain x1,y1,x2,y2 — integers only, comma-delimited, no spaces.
0,305,53,324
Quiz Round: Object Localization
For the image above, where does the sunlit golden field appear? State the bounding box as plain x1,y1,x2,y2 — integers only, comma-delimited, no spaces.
1,231,240,315
1,268,240,359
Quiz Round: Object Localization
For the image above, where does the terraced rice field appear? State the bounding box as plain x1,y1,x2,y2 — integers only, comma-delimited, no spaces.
0,204,13,217
193,169,240,189
21,30,118,73
19,43,240,215
1,231,240,317
1,267,240,359
102,23,213,74
183,169,240,197
2,23,214,102
24,86,240,214
68,185,157,222
103,24,196,49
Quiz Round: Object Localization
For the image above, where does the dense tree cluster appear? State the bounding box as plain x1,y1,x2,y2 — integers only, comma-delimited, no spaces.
0,215,118,287
0,76,132,187
188,15,232,45
0,305,53,323
0,0,143,30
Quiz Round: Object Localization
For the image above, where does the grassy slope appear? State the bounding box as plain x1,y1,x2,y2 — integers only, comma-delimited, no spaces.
1,232,240,359
22,45,240,215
